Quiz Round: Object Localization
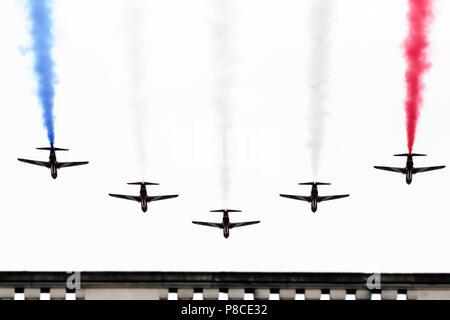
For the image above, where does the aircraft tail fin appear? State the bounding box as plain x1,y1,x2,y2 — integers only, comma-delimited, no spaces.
210,209,242,213
36,147,69,151
298,182,331,186
394,153,427,157
128,182,159,186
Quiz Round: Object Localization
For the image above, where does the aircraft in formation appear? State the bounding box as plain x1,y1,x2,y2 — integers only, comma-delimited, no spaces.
192,209,260,238
374,153,446,185
280,182,349,213
109,181,178,212
17,147,88,179
16,146,447,238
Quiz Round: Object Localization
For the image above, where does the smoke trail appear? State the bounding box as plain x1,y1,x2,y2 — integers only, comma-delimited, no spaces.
306,0,334,177
212,0,233,205
124,0,148,173
26,0,56,147
404,0,433,153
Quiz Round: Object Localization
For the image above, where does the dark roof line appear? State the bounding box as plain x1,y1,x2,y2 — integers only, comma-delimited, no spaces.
0,272,449,285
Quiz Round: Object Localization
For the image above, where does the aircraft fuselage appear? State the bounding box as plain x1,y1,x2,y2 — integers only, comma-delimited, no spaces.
310,185,318,212
406,155,414,185
222,213,230,238
49,150,58,179
140,184,148,212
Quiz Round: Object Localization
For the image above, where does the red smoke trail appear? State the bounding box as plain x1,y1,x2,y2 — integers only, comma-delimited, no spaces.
404,0,433,153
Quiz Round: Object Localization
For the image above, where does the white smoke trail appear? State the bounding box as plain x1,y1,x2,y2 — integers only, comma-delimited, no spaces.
212,0,233,206
307,0,334,177
124,0,148,176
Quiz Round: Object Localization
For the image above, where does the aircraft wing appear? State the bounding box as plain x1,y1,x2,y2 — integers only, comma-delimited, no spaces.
108,194,141,202
192,221,223,229
229,221,260,229
279,194,311,202
147,195,179,202
318,194,350,202
413,166,446,174
57,161,89,168
374,166,406,174
17,158,49,168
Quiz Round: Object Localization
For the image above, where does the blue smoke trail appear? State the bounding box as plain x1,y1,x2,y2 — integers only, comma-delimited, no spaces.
27,0,56,147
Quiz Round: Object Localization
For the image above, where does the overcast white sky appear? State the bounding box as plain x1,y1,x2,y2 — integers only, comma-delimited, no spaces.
0,0,449,272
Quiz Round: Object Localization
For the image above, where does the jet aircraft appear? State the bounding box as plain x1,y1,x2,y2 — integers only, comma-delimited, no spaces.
109,181,178,212
192,209,260,238
280,182,349,212
374,153,445,184
18,147,88,179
